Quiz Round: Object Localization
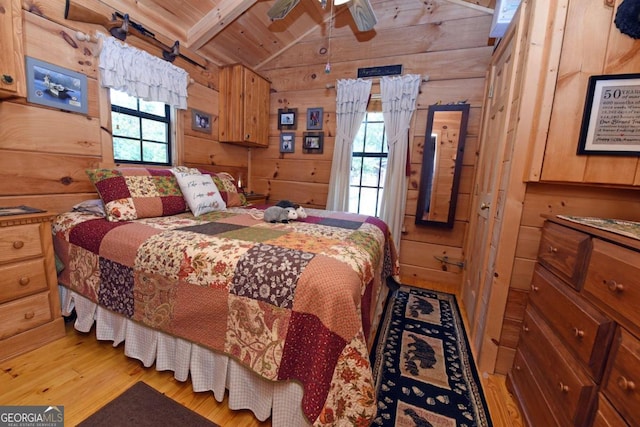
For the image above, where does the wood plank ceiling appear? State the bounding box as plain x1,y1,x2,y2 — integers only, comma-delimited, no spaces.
95,0,496,70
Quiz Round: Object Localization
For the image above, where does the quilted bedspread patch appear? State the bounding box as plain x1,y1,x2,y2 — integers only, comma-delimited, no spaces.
53,207,398,426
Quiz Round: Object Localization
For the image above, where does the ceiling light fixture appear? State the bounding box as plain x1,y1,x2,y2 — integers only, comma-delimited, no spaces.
268,0,376,32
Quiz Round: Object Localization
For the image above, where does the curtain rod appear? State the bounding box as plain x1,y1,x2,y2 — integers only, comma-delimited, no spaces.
325,76,429,90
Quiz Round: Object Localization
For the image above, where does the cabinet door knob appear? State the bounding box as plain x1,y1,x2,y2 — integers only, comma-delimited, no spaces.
13,240,24,249
19,276,30,286
522,325,529,333
558,382,569,393
480,202,490,210
617,376,636,391
1,74,14,84
531,285,539,292
572,327,584,338
548,245,558,253
606,280,624,293
245,134,251,140
24,311,35,320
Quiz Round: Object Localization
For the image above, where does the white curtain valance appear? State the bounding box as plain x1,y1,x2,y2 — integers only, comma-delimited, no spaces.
98,34,189,110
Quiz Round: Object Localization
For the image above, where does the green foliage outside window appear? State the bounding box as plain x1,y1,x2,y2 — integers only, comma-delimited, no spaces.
110,89,171,165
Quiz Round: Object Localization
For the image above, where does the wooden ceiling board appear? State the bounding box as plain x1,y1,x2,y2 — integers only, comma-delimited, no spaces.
186,0,258,50
90,0,498,70
262,14,493,70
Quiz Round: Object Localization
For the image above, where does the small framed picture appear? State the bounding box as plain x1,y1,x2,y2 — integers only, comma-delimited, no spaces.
280,132,295,153
303,132,324,154
306,107,323,130
278,108,297,130
192,109,212,134
25,56,88,114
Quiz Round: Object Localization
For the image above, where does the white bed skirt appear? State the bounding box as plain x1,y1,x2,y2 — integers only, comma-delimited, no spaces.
59,286,309,426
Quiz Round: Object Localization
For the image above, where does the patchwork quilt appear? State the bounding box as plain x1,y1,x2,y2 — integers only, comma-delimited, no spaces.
52,206,398,426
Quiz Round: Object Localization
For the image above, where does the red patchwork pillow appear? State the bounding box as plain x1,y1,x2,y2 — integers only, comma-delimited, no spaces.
210,172,247,207
87,168,187,222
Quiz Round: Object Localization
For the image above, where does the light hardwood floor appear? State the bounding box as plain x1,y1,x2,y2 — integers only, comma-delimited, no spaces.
1,288,523,427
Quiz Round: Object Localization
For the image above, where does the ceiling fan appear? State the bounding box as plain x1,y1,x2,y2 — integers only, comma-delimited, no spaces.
267,0,377,32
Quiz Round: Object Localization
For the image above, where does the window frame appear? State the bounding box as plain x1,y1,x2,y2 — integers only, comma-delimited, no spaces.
349,112,388,217
110,90,172,166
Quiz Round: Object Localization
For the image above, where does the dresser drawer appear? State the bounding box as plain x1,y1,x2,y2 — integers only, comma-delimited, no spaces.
583,239,640,335
0,258,48,303
0,223,43,263
538,221,591,290
529,264,615,382
520,306,597,426
592,393,628,427
509,348,563,427
0,291,52,339
602,328,640,426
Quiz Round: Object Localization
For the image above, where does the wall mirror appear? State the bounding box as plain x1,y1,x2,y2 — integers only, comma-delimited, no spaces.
415,103,470,228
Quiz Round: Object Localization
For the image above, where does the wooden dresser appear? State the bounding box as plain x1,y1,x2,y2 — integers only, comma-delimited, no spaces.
508,215,640,426
0,211,65,362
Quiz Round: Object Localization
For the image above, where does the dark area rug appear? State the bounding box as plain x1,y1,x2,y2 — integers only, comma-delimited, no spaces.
370,284,492,426
77,381,219,427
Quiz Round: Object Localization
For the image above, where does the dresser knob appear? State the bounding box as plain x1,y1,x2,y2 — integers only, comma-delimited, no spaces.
531,285,539,292
1,74,14,84
24,311,35,320
617,376,636,391
548,245,558,253
606,280,624,293
559,382,569,393
19,277,30,286
522,325,529,333
572,327,584,338
13,240,24,249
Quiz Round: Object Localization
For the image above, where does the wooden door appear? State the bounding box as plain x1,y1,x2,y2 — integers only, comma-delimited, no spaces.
462,5,524,359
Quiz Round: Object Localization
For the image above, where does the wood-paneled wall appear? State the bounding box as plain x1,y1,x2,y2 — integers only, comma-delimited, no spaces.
0,0,244,214
488,0,640,375
254,1,494,286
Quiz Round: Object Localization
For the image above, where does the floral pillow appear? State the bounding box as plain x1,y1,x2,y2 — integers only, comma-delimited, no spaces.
86,168,187,222
171,169,226,216
211,172,247,207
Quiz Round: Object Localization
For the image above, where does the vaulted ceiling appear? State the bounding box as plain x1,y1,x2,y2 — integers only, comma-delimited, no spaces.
91,0,496,70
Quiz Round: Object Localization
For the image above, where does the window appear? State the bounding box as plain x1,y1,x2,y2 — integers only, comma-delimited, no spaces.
349,112,387,216
110,89,172,165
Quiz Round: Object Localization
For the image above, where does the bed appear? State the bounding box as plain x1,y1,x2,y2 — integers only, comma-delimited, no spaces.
52,167,399,426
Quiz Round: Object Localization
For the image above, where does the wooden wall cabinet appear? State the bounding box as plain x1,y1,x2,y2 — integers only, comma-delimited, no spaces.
0,212,65,362
508,216,640,426
219,64,270,147
0,0,26,98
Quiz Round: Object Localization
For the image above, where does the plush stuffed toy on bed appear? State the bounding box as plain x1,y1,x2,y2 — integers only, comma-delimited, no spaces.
263,206,298,223
275,200,308,219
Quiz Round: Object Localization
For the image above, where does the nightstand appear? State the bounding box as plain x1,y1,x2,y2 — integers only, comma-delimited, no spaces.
0,211,65,362
244,193,267,205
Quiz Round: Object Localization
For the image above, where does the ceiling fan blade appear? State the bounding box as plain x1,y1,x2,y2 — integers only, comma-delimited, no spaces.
267,0,301,20
348,0,377,31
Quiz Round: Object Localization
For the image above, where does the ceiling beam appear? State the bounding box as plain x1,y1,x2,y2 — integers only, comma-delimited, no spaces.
186,0,258,51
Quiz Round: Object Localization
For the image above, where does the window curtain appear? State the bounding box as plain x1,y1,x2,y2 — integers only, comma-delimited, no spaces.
379,74,421,253
97,34,189,110
326,78,372,211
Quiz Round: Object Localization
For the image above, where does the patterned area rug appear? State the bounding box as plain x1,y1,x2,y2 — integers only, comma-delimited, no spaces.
371,284,492,427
